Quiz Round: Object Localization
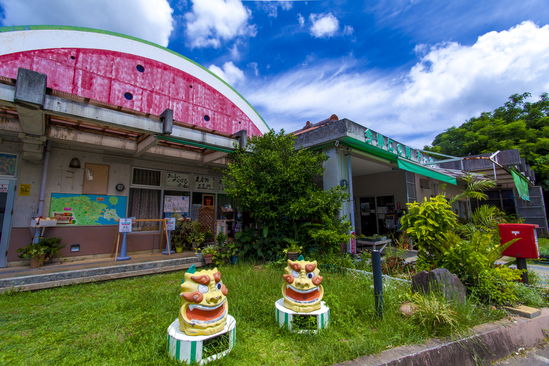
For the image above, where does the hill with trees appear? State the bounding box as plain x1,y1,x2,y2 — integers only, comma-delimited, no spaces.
425,92,549,189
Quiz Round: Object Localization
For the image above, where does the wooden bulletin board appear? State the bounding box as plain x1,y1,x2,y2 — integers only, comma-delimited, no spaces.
83,163,109,195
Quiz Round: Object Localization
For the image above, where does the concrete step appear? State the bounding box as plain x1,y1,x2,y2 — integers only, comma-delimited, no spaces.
0,256,202,293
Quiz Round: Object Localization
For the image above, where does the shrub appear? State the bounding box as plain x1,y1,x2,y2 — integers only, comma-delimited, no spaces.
400,195,458,269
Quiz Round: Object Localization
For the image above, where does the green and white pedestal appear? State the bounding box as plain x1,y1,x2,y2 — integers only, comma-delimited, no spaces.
167,315,236,365
275,298,329,333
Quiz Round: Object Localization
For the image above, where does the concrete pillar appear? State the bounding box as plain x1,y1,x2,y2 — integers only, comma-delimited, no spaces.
322,145,353,252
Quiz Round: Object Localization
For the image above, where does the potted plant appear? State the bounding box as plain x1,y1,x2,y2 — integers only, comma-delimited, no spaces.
283,238,302,261
17,236,64,268
226,240,239,265
202,244,217,265
173,233,185,253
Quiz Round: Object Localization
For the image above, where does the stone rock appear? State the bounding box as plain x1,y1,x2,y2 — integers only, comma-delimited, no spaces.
399,302,416,317
411,268,467,303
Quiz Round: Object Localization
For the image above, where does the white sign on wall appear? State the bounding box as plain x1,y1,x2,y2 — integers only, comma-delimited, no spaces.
166,217,176,231
164,195,189,213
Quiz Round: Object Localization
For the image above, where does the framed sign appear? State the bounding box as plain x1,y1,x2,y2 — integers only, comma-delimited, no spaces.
166,171,190,189
202,194,214,207
119,218,132,233
0,153,17,177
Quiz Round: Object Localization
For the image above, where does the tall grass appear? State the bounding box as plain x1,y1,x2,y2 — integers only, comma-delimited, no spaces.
0,262,503,365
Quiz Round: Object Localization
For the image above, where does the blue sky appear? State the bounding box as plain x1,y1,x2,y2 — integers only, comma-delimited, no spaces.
1,0,549,148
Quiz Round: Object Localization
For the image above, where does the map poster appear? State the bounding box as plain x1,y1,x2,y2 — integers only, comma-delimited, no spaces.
166,217,176,231
119,218,132,233
50,193,128,225
164,195,189,213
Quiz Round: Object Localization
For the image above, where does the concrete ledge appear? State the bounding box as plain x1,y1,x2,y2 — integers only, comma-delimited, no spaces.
0,256,201,291
0,261,202,293
336,308,549,366
504,305,542,319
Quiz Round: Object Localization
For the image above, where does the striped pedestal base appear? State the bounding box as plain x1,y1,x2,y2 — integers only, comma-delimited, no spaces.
167,315,236,365
275,298,329,333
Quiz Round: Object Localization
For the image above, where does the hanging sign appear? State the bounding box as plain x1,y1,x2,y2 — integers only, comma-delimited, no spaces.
218,177,226,192
193,174,215,191
166,171,190,189
166,217,176,231
0,184,8,193
119,218,132,233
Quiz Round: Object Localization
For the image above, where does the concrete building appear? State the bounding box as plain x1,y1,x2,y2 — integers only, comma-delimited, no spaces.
292,117,547,252
0,26,544,267
0,26,268,267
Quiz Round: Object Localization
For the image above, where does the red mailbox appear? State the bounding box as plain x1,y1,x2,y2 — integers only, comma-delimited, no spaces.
499,223,539,259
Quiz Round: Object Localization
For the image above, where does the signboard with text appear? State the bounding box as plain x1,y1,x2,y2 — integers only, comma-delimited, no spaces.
166,171,190,189
119,218,132,233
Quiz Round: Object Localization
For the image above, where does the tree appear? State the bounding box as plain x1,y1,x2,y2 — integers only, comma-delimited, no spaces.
426,92,549,189
223,130,350,257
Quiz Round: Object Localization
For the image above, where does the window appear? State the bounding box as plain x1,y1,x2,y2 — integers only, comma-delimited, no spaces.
128,168,224,231
128,168,162,231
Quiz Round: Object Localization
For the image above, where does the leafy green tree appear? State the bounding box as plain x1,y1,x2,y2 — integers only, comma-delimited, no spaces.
426,92,549,189
224,130,350,257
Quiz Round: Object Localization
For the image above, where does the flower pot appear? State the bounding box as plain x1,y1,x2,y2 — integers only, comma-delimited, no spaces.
286,252,299,261
175,247,183,253
30,254,46,268
204,254,213,264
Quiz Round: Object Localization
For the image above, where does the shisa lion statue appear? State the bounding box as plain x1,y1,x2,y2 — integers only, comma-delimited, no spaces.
282,256,324,313
179,265,228,336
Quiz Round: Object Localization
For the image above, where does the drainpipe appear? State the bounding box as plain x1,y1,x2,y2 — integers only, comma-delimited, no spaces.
347,153,356,254
33,140,51,243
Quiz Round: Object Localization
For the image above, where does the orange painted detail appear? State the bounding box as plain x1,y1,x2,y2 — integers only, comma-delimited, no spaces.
290,262,301,272
191,275,210,285
283,274,294,284
305,263,316,272
221,284,228,296
312,276,323,286
285,286,320,302
186,303,225,321
214,272,221,283
182,291,204,303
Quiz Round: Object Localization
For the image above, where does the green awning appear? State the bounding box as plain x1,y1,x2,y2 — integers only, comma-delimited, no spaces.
397,158,457,185
510,167,530,201
339,137,399,162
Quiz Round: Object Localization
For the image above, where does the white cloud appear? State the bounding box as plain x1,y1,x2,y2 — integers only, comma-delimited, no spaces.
262,1,293,18
248,62,259,76
208,61,245,85
184,0,256,48
309,13,339,38
245,21,549,148
0,0,174,47
297,13,305,27
343,25,354,36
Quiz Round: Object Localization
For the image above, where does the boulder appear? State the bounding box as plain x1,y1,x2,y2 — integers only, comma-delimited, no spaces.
411,268,467,303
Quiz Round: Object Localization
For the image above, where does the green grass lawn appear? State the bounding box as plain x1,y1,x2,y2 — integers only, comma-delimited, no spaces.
0,263,503,366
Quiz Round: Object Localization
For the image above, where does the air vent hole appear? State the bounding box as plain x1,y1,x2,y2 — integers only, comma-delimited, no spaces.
124,92,133,100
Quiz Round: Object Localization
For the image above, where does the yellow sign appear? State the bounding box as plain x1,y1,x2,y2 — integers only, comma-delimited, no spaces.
18,184,31,196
